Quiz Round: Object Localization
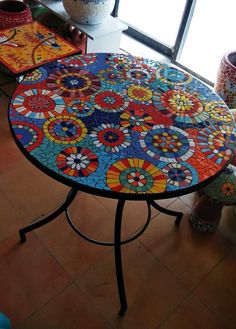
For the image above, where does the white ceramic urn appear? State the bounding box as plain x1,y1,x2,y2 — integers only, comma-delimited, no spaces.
62,0,116,25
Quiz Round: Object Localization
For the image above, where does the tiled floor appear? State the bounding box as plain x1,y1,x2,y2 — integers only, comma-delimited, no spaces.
1,39,236,329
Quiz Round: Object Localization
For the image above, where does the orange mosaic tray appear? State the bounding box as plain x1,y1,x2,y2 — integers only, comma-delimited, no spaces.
0,21,79,74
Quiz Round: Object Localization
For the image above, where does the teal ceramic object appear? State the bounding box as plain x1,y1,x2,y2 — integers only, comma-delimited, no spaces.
0,313,11,329
202,164,236,205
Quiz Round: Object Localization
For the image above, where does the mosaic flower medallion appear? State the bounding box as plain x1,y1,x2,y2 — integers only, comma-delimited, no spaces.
90,123,131,152
161,162,198,189
12,89,65,119
43,116,87,144
106,158,167,194
196,126,232,165
92,90,128,113
56,146,98,177
120,104,156,132
139,124,195,162
126,85,153,103
47,68,101,98
11,121,43,151
153,89,210,124
156,65,192,85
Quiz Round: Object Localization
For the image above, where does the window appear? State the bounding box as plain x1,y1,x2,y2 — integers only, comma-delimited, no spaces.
115,0,235,84
177,0,235,83
118,0,186,47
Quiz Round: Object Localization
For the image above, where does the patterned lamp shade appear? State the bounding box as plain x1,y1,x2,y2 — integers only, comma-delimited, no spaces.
201,164,236,205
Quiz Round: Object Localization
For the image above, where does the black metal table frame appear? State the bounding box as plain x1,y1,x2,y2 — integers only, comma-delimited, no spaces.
19,187,183,316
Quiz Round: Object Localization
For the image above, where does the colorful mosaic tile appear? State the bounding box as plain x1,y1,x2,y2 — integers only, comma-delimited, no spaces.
9,53,234,199
0,21,78,74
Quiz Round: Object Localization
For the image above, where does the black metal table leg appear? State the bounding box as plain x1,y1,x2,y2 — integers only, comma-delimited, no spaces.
149,200,183,225
19,188,78,242
114,199,127,316
19,189,182,315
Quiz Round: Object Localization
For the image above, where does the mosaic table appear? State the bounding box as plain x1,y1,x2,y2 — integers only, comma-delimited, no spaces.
8,53,234,315
0,21,78,74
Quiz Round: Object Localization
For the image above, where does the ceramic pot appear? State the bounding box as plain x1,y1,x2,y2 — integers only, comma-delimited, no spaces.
214,51,236,109
0,312,11,329
189,195,223,233
0,0,32,29
62,0,115,25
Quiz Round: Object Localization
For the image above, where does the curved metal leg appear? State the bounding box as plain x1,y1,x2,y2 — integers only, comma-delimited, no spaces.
19,188,78,243
149,200,183,225
114,199,127,316
65,200,151,246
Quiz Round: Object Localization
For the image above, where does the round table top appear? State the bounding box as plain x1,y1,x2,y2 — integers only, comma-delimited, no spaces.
8,53,235,200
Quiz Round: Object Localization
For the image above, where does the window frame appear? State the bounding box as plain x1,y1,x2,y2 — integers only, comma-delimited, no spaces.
113,0,213,86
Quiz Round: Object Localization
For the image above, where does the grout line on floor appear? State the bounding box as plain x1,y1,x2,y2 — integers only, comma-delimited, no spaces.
137,226,192,293
190,251,234,329
190,247,233,293
15,280,75,328
73,278,115,328
155,290,194,329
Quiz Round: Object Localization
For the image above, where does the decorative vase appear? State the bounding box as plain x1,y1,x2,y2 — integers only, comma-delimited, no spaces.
0,0,33,29
190,164,236,233
189,195,223,233
62,0,115,25
214,51,236,109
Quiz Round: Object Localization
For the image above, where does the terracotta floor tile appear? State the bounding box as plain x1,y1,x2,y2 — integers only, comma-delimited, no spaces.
94,194,159,216
96,196,177,216
16,284,111,329
93,195,118,214
194,246,236,329
159,294,228,329
0,234,71,326
0,160,70,221
139,198,232,289
155,197,178,209
35,192,114,279
94,195,159,237
77,240,188,329
0,192,25,241
0,137,27,174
